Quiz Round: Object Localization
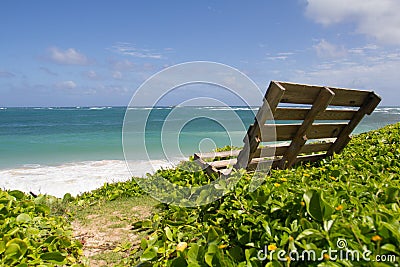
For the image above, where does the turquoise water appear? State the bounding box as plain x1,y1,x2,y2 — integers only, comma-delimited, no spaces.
0,106,399,169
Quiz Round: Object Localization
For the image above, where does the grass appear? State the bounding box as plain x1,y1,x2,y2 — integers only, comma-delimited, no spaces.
71,196,158,266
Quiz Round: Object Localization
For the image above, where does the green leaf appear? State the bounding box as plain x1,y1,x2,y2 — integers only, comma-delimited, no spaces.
16,213,31,223
296,229,325,241
8,190,25,200
207,226,220,243
380,244,399,255
304,190,323,221
140,248,157,262
381,222,400,240
227,246,243,262
170,256,187,267
164,226,174,241
205,244,218,266
303,190,333,222
62,193,73,203
187,244,200,263
40,252,66,263
5,238,27,259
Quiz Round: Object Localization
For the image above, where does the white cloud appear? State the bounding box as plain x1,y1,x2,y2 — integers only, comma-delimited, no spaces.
111,42,163,59
266,52,295,61
48,47,90,65
314,39,346,58
291,47,400,104
306,0,400,45
56,80,77,89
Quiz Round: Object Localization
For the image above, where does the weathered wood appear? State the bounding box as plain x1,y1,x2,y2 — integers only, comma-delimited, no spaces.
253,141,333,158
193,155,218,175
235,81,285,169
279,87,335,168
209,158,237,169
193,81,380,176
294,153,327,164
260,123,347,142
194,150,241,160
327,92,381,156
274,108,356,120
277,81,371,107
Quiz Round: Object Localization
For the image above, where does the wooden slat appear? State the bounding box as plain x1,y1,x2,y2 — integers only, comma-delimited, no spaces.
209,158,236,169
274,108,356,120
235,81,285,169
194,150,241,160
192,155,218,175
260,123,347,142
276,81,371,107
299,142,332,154
327,92,381,156
279,87,335,168
208,146,333,171
253,141,333,158
254,143,289,157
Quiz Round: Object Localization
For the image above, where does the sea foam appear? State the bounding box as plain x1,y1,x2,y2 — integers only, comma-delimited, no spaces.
0,159,174,197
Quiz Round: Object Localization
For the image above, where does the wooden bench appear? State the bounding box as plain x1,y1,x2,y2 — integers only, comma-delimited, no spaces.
194,81,381,175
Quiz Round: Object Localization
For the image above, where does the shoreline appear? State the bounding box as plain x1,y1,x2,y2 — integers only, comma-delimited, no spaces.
0,159,177,197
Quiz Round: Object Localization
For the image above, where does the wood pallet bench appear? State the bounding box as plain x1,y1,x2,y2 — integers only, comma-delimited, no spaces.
194,81,381,175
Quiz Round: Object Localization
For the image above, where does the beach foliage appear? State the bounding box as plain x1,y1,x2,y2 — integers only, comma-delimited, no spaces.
0,190,84,266
124,123,400,266
2,123,398,266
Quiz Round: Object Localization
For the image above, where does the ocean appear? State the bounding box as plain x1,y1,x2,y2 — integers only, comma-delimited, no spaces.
0,106,399,197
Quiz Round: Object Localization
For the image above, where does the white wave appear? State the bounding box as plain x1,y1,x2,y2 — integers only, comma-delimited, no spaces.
89,107,107,110
208,107,256,111
0,107,7,110
127,107,158,110
0,159,174,197
374,108,400,114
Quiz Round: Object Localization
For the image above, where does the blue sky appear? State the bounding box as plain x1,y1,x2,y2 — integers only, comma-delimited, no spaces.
1,0,399,106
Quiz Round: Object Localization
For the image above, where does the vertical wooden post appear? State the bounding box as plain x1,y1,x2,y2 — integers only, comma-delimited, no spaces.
326,92,381,156
235,81,285,169
279,87,335,169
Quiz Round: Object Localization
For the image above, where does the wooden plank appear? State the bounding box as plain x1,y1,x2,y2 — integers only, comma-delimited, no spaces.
254,143,289,157
276,81,371,107
253,141,333,158
274,108,356,120
260,123,347,142
235,81,285,169
279,87,335,168
299,142,332,154
193,155,218,175
194,150,241,160
327,92,381,156
205,142,332,172
209,158,237,169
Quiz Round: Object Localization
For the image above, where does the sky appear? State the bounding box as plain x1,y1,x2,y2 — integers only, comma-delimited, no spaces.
1,0,400,107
